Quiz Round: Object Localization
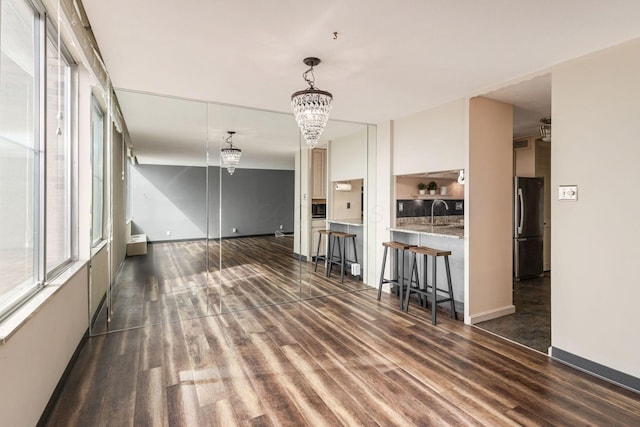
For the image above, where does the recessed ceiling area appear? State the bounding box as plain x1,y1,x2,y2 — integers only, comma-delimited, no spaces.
482,74,552,139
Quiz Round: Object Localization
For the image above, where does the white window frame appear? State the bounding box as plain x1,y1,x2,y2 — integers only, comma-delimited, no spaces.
0,0,78,322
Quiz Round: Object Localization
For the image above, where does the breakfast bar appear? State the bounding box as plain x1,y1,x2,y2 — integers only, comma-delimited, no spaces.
389,223,465,308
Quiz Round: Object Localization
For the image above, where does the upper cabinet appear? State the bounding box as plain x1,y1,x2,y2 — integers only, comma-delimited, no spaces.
311,149,327,199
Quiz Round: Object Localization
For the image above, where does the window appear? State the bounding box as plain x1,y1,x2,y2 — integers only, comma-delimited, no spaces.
0,0,76,319
45,33,72,274
91,96,104,246
0,0,39,317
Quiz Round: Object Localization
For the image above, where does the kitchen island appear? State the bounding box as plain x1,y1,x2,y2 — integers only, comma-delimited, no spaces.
327,218,364,280
389,223,464,308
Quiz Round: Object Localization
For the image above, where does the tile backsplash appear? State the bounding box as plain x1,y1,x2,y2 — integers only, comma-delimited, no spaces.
396,199,464,218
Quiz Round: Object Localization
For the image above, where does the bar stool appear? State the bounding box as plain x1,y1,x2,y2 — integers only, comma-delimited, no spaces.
404,246,457,325
377,241,416,309
314,229,334,276
327,232,360,283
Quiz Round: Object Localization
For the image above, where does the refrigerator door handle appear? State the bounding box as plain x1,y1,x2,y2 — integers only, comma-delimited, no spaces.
517,188,524,235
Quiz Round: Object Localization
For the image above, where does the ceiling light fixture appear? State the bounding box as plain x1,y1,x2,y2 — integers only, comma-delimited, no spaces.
291,57,333,148
221,131,241,175
539,117,551,142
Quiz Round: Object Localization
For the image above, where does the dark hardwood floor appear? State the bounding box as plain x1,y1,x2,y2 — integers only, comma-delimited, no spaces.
92,236,365,333
48,239,640,426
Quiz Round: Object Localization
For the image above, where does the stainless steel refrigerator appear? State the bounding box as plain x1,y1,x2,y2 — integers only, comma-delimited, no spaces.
514,177,544,279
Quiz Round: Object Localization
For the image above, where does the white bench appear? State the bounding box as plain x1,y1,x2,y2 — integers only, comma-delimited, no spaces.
126,234,147,256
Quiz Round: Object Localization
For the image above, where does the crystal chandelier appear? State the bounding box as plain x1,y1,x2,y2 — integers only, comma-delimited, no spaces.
539,117,551,142
291,57,333,148
221,131,241,175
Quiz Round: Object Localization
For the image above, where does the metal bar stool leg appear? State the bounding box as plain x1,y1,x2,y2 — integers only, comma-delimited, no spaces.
377,246,388,300
420,252,427,308
314,232,322,272
431,254,438,325
403,252,418,311
444,256,457,319
340,236,346,283
399,248,405,310
328,235,335,277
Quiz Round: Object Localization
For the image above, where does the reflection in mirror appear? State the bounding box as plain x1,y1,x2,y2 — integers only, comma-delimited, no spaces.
92,89,375,334
207,104,301,313
300,121,370,298
91,90,210,334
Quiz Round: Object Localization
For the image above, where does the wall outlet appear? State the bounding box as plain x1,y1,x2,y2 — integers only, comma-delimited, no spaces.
398,202,404,212
166,231,171,236
279,225,283,230
232,228,237,233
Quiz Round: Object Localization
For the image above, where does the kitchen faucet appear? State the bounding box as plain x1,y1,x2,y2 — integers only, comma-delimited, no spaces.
431,199,449,225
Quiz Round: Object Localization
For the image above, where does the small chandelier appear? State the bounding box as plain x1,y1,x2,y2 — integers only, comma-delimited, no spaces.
539,117,551,142
291,57,333,148
221,131,241,175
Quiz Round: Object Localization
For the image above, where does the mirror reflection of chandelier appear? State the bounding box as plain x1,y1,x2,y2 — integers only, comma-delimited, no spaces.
291,57,333,148
539,117,551,142
221,131,241,175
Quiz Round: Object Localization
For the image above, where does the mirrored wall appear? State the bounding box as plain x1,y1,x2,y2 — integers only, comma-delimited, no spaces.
89,90,373,335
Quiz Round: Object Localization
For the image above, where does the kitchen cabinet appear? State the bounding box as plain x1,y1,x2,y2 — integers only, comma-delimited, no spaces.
311,219,327,257
311,149,326,199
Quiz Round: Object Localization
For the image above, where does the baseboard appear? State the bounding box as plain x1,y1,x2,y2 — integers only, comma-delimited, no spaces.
36,329,90,426
467,304,515,324
550,347,640,394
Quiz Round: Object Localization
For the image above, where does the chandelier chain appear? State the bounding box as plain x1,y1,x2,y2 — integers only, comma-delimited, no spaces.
302,66,316,89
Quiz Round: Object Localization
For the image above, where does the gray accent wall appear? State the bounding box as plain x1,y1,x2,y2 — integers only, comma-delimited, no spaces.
130,164,294,241
214,167,295,238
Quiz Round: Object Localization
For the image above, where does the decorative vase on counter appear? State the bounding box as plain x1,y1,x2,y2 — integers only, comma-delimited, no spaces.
440,186,447,195
429,190,436,195
419,189,426,195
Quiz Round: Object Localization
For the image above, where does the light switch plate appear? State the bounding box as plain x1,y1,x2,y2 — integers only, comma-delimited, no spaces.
559,185,578,201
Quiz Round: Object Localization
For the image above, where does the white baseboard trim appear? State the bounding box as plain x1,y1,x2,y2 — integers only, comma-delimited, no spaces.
467,304,515,324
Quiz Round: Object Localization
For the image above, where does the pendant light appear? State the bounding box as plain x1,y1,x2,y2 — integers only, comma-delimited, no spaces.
221,131,241,175
539,117,551,142
291,57,333,148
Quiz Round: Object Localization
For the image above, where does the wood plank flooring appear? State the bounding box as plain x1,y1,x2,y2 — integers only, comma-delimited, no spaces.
93,236,365,333
53,239,640,426
48,305,640,423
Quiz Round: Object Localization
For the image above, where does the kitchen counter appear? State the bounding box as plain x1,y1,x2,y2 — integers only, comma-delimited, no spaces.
390,226,465,307
328,218,363,226
389,224,464,239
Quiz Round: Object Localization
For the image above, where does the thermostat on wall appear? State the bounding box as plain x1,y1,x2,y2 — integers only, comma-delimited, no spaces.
558,185,578,201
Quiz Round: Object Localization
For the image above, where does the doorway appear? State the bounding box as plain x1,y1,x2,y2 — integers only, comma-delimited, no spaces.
474,74,552,354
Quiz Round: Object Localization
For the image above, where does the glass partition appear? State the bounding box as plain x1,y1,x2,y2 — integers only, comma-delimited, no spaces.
90,91,210,334
207,103,302,313
91,89,374,334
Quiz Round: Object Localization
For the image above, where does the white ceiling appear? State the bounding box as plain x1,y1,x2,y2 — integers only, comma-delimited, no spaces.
83,0,640,164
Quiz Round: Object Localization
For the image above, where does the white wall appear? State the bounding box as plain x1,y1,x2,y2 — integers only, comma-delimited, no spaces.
393,99,466,175
551,39,640,378
329,128,367,182
0,264,88,427
467,97,514,323
373,121,393,291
